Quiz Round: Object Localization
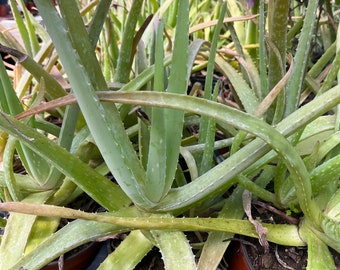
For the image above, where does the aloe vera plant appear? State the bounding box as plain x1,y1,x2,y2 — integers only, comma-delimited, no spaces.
0,0,339,269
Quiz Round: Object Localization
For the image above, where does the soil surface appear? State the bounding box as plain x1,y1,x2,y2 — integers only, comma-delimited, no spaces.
225,200,340,270
232,236,340,270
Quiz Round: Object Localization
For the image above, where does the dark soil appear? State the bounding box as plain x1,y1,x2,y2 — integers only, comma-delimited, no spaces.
238,238,340,270
224,200,340,270
235,237,308,270
225,234,340,270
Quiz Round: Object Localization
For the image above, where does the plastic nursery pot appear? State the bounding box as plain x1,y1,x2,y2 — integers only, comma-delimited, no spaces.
41,241,101,270
227,241,253,270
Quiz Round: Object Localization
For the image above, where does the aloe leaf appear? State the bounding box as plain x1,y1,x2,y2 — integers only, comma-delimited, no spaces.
295,115,336,156
15,49,67,101
197,186,244,270
24,216,60,254
114,0,144,83
180,147,198,181
280,131,340,205
0,113,130,211
280,155,340,207
0,23,24,52
166,0,179,27
101,29,114,81
120,55,172,92
259,0,268,100
143,32,204,202
308,42,336,80
245,1,258,58
151,230,196,270
0,56,22,114
266,2,290,122
303,219,340,253
145,19,166,202
162,0,190,197
42,103,80,188
0,191,52,270
87,0,113,49
318,49,340,95
321,215,340,244
56,0,107,89
198,81,219,176
335,18,340,136
0,172,44,192
198,2,226,176
267,1,289,92
97,91,319,220
311,155,340,193
18,80,340,215
8,0,34,56
325,188,340,220
17,0,40,55
3,136,21,201
214,53,259,114
0,47,51,184
284,0,319,116
300,221,336,270
14,82,340,214
6,40,67,101
0,202,305,247
34,0,152,207
98,230,153,270
10,208,138,270
225,0,245,43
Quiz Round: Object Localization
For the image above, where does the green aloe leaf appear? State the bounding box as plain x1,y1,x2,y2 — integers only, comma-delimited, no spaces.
0,113,130,211
98,230,153,270
34,0,152,207
214,53,259,114
97,90,319,223
0,172,45,192
12,81,340,218
0,202,305,247
9,0,37,56
162,0,190,199
0,47,52,185
198,2,226,176
13,80,340,219
113,0,144,83
284,0,319,116
0,191,53,270
3,136,21,201
145,18,167,202
300,220,336,269
87,0,113,49
151,229,196,270
10,207,139,270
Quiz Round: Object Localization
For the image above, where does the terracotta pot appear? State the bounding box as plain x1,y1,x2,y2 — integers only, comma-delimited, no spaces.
0,4,7,17
42,242,101,270
227,241,253,270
